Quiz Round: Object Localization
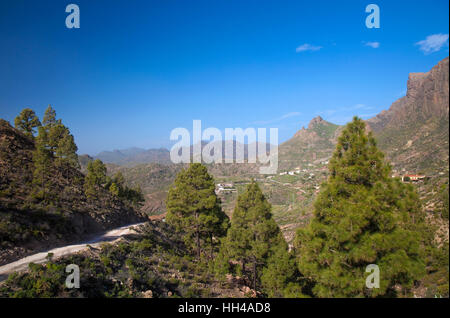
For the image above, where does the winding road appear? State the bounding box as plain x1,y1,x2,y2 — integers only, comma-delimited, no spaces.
0,222,145,282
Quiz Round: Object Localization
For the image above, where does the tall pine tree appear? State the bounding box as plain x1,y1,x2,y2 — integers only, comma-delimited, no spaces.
54,125,79,174
294,117,426,297
32,126,53,202
218,181,289,292
166,163,229,259
84,159,107,199
42,105,60,127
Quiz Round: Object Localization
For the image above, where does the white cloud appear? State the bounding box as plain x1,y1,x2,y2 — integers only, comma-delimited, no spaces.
295,44,322,53
279,112,301,120
252,112,301,125
364,41,380,48
318,104,372,116
415,33,449,54
317,104,375,124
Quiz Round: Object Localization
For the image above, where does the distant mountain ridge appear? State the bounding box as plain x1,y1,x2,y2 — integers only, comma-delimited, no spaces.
95,147,171,166
95,140,275,167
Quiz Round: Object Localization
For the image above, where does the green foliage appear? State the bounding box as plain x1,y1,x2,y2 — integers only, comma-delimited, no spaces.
422,244,449,297
52,124,79,171
109,182,120,197
260,244,303,297
84,159,107,199
42,105,61,127
113,172,125,188
106,172,145,206
218,181,291,292
122,185,145,207
166,163,229,258
29,106,79,202
32,126,53,202
14,108,41,137
294,117,427,297
0,223,228,298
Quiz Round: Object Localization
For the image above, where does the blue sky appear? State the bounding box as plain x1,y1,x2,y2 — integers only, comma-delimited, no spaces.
0,0,448,155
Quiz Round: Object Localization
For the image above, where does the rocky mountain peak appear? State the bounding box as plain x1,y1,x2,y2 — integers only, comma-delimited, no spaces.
307,116,325,129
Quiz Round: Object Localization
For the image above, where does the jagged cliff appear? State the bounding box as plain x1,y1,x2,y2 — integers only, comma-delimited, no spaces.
367,57,449,173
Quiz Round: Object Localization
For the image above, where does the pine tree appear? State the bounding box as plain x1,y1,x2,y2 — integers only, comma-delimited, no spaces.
32,126,53,202
294,117,426,297
260,242,304,297
42,105,60,127
54,126,79,174
126,185,145,207
84,159,107,199
219,181,288,292
112,172,125,189
42,106,79,178
166,163,229,259
46,123,68,155
109,182,120,197
14,108,41,137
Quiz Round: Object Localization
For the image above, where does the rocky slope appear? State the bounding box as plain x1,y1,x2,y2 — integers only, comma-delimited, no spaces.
367,57,449,174
0,221,251,298
278,116,341,171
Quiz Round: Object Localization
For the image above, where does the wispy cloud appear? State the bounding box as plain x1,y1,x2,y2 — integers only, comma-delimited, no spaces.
252,112,301,125
295,44,322,53
318,104,373,116
415,33,449,54
317,104,377,124
364,41,380,48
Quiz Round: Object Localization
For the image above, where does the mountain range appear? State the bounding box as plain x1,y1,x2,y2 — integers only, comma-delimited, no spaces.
94,57,449,178
95,147,170,166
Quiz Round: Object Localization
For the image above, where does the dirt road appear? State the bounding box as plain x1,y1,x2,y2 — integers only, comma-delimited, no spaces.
0,222,145,281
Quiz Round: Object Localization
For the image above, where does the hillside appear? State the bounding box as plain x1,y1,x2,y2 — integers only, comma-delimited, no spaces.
0,221,250,298
0,119,145,266
278,116,341,171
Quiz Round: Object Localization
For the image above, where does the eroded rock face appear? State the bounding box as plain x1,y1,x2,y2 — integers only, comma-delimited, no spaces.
367,57,449,133
364,57,449,174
